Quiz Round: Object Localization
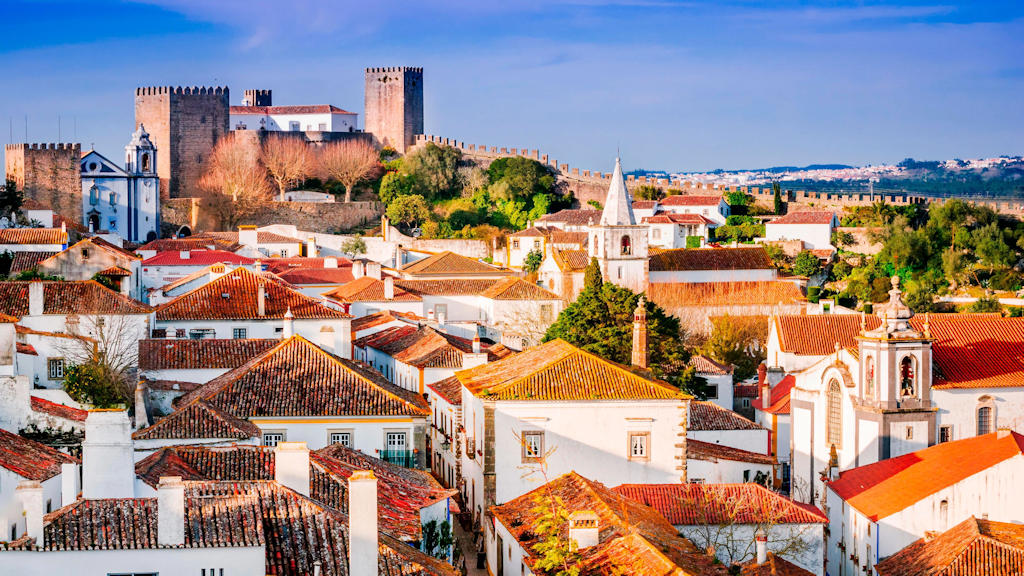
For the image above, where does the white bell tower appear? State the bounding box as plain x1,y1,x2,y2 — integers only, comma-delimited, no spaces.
587,158,649,293
125,124,156,176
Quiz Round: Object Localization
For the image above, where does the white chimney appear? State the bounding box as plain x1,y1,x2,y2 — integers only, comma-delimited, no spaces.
179,250,190,260
755,528,768,565
257,282,266,317
274,441,310,496
283,307,294,339
568,510,599,549
306,236,317,258
348,470,378,576
324,257,338,269
134,380,149,429
16,480,44,546
28,281,44,317
82,410,135,499
367,261,382,280
352,260,365,279
383,276,394,300
158,476,186,547
238,226,258,248
472,335,481,354
60,462,78,506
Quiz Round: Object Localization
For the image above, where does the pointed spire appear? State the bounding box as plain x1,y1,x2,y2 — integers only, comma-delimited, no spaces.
600,157,636,226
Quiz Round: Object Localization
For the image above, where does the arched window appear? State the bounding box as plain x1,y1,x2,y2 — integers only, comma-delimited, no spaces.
977,404,994,436
865,355,875,397
900,356,916,397
141,153,151,172
89,184,99,206
620,235,632,256
827,378,842,448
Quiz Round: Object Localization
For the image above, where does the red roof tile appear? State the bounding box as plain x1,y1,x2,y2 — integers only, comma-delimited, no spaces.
828,430,1024,521
752,375,794,415
400,251,510,277
649,281,803,308
642,213,715,225
0,280,151,317
231,104,355,115
428,376,463,406
768,211,836,225
0,228,67,245
536,208,602,226
9,251,57,273
0,427,77,481
740,553,816,576
613,483,826,525
351,310,417,332
137,237,242,253
30,396,87,423
875,516,1024,576
155,267,349,320
551,247,590,272
687,439,776,465
649,246,772,272
689,355,733,375
660,195,724,207
142,249,256,266
272,266,354,285
689,401,764,431
358,325,511,369
132,400,261,440
139,338,278,370
198,230,302,245
324,276,422,303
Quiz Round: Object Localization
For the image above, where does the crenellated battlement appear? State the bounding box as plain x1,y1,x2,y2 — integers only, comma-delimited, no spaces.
5,142,81,152
135,86,229,96
365,67,423,74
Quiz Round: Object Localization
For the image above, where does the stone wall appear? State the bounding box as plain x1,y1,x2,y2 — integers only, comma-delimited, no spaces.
4,143,82,223
365,67,423,153
162,197,382,234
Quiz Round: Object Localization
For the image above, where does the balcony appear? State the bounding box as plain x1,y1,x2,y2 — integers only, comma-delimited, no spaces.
379,449,418,468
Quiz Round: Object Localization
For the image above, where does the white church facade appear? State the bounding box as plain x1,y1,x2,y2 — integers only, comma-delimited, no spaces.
80,125,161,243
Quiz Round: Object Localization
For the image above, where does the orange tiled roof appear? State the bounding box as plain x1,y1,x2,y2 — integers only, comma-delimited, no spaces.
455,339,685,401
642,213,715,225
508,225,553,238
231,104,355,115
198,230,302,245
137,236,242,253
428,376,462,406
688,355,733,375
768,210,836,225
0,280,151,317
351,310,419,332
155,267,349,320
326,276,559,302
478,277,561,300
649,246,772,272
358,325,510,369
272,266,354,285
689,401,764,431
660,194,723,207
30,396,87,422
142,249,255,266
490,472,727,576
324,276,422,303
536,208,602,226
874,516,1024,576
613,483,826,525
739,553,816,576
0,227,67,245
132,400,260,440
648,281,803,309
139,338,278,370
0,427,78,481
751,375,794,415
551,247,590,272
400,278,530,298
9,251,56,273
687,439,776,465
400,251,511,277
828,430,1024,521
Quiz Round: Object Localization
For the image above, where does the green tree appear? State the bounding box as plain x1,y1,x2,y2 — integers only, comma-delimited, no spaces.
831,230,855,250
523,248,543,274
421,519,456,562
530,493,581,576
583,257,602,291
725,190,750,207
91,272,119,292
386,194,431,228
632,184,663,201
63,362,127,408
970,293,1002,313
340,235,367,256
703,315,766,381
377,171,417,206
941,247,970,290
792,251,821,277
587,200,602,210
973,222,1014,272
0,179,24,218
772,182,784,215
487,157,555,199
403,143,462,200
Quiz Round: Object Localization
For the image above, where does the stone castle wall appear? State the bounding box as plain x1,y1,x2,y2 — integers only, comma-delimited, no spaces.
365,67,423,153
163,197,382,234
135,86,230,199
4,143,82,223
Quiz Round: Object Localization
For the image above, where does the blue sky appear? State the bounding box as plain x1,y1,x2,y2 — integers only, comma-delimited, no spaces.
1,0,1022,172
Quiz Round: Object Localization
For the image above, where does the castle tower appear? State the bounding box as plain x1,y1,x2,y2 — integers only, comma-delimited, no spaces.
588,158,649,293
134,86,230,198
4,143,82,223
364,67,423,153
243,89,272,107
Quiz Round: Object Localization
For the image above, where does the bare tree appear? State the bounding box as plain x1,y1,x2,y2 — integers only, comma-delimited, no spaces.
318,140,380,202
260,135,312,201
498,305,556,350
199,134,272,229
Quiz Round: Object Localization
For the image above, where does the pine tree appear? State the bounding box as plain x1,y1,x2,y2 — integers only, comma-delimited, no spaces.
772,182,784,215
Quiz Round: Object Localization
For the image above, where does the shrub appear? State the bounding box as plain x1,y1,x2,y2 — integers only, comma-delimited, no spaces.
686,236,702,249
807,286,821,303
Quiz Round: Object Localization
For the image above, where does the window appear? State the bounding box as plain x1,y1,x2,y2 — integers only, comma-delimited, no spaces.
48,358,65,380
81,248,90,260
175,329,186,339
330,432,351,447
280,249,289,257
434,304,448,320
900,356,916,397
827,378,842,448
89,184,99,205
652,228,661,239
977,406,994,435
939,499,949,525
865,356,875,397
189,329,216,340
705,384,718,399
232,328,247,339
46,499,52,513
262,432,285,446
539,304,553,323
741,398,751,408
289,121,300,131
109,191,117,206
620,235,632,255
905,426,913,440
939,425,952,443
522,431,544,462
318,123,327,131
743,470,751,482
533,240,541,249
628,432,650,461
386,432,407,453
141,153,150,172
512,239,520,249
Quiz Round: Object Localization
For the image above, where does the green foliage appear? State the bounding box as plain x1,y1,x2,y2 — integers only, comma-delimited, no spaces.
1,179,24,218
772,182,784,215
378,146,397,162
524,248,544,274
378,171,417,206
386,194,431,228
403,143,462,201
341,235,367,256
633,185,663,201
831,259,852,281
487,156,555,198
530,494,581,576
831,230,855,249
63,363,127,408
91,272,119,292
421,519,456,562
715,220,764,243
686,235,702,249
15,269,62,281
725,190,750,207
587,200,602,210
807,286,821,303
970,294,1003,313
0,250,12,277
702,315,765,381
793,251,822,277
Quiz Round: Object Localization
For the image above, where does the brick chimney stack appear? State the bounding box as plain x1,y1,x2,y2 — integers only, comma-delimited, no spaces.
631,297,648,369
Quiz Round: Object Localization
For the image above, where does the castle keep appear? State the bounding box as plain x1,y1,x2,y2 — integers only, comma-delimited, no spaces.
364,67,424,153
4,143,82,223
134,86,230,198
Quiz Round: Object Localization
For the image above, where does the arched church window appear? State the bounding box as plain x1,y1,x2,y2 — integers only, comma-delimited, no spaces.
109,191,117,206
977,404,994,436
620,235,632,256
865,356,875,397
827,378,842,448
141,153,151,172
900,356,916,397
89,185,99,206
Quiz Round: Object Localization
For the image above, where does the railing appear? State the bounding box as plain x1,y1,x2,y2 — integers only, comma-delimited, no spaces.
379,449,418,468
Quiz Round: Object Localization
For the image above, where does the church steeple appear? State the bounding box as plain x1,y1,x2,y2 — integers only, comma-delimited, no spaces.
600,157,635,226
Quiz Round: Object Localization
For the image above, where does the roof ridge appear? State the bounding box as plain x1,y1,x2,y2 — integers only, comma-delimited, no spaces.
567,343,685,397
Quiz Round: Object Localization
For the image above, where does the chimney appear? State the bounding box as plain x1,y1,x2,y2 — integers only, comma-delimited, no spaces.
60,462,78,506
755,528,768,565
134,381,149,429
274,441,310,496
283,307,294,338
157,476,185,547
28,281,44,316
82,410,135,498
257,282,266,317
179,250,190,260
306,236,317,258
16,480,44,546
367,261,382,280
352,260,365,279
568,511,599,550
757,362,767,385
238,225,258,248
395,246,404,268
384,276,394,300
348,470,378,576
472,334,481,354
324,257,338,269
631,297,648,369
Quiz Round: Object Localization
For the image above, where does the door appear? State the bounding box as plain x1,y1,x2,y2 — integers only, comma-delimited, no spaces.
496,534,504,576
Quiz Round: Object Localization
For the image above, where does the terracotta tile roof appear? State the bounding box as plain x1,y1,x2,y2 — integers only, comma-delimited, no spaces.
477,277,561,300
155,267,349,320
735,384,759,398
400,251,510,277
508,225,553,238
772,313,994,356
132,400,261,440
0,281,151,317
324,276,422,303
551,247,590,272
142,249,256,266
549,230,588,245
16,342,36,355
0,228,67,245
875,516,1024,576
428,376,463,406
351,310,416,332
176,336,429,418
739,553,816,576
9,251,56,273
393,278,497,296
272,266,354,285
632,200,658,209
642,213,715,225
660,195,724,207
97,265,131,277
689,401,764,431
30,396,87,423
231,104,355,115
137,236,242,252
0,427,78,481
358,325,510,369
141,378,203,393
752,375,794,415
689,355,733,375
768,210,836,225
199,230,302,245
649,246,773,272
490,472,726,576
455,339,685,401
82,235,140,259
139,338,279,370
649,281,803,309
687,439,776,465
828,430,1024,521
613,483,826,525
536,208,602,226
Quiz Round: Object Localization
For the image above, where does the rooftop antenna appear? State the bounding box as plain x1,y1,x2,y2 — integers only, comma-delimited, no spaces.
58,114,61,142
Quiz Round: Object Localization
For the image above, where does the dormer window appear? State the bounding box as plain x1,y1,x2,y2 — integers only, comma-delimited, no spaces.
900,356,916,397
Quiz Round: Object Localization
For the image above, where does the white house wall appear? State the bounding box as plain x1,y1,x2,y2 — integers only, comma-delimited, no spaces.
0,546,266,576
